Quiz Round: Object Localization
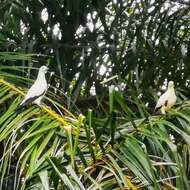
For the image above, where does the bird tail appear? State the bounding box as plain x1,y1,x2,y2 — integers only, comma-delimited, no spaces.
15,104,26,114
16,92,45,114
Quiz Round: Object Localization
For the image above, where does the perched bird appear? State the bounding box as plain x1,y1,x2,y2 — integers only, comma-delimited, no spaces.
155,81,177,114
19,65,48,108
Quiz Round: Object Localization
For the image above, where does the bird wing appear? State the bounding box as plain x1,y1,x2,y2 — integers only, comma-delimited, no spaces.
155,91,169,109
21,80,47,106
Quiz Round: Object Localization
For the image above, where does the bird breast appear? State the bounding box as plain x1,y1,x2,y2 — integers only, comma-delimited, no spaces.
164,91,176,111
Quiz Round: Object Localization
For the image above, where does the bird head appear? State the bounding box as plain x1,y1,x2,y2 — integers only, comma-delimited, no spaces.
168,81,174,89
39,66,49,74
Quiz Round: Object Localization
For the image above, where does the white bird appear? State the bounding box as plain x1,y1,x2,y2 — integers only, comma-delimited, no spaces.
20,65,48,107
155,81,177,114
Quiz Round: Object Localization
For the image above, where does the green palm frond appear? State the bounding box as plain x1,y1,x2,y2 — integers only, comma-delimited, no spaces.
0,78,190,189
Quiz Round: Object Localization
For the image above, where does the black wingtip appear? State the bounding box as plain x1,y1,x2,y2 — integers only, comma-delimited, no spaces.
154,106,161,113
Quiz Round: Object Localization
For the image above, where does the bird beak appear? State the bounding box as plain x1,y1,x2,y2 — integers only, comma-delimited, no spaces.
44,68,49,73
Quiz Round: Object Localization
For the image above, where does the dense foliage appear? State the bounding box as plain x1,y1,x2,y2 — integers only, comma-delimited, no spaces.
0,0,190,189
0,0,190,99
